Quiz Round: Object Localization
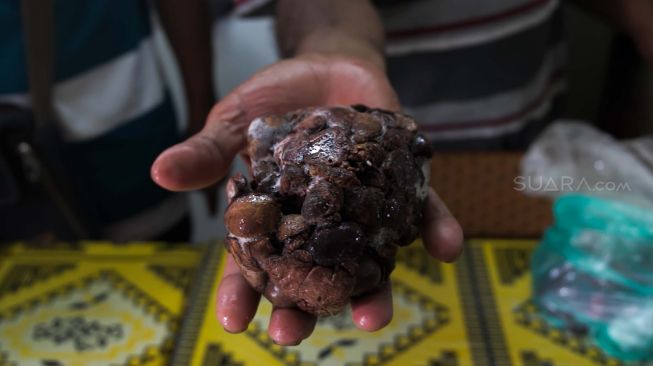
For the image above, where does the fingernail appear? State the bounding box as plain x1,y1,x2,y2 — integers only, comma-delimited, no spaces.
221,315,246,334
270,329,281,345
270,336,300,347
358,315,367,327
269,327,303,347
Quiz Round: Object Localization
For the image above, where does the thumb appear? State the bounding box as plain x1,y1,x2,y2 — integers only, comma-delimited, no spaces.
151,113,247,192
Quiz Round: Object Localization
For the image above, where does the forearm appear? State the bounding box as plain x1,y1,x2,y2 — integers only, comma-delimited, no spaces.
572,0,653,36
276,0,386,69
157,0,215,134
573,0,653,62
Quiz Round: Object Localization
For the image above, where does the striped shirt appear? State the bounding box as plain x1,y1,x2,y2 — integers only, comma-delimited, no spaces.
381,0,566,150
0,0,186,239
236,0,566,150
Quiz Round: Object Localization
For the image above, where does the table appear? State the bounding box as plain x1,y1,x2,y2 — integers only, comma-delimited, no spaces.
1,240,649,366
0,153,648,366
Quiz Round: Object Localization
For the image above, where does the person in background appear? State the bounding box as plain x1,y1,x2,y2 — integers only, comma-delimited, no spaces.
0,0,215,241
152,0,653,346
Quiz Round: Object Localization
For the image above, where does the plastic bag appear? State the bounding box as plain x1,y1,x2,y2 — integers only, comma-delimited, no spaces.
520,121,653,208
522,122,653,361
532,195,653,360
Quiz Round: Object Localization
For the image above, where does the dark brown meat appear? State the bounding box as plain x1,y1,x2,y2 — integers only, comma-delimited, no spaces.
224,105,432,316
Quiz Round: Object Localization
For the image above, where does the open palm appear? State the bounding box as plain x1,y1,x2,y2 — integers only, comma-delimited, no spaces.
151,54,463,345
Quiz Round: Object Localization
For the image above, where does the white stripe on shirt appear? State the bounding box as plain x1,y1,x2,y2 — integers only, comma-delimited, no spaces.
386,0,558,55
54,38,165,142
0,38,166,143
423,80,565,141
234,0,270,16
0,93,29,108
382,0,546,32
1,38,166,142
404,43,565,126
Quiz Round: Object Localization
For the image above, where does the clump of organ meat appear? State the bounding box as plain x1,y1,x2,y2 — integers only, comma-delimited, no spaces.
224,105,432,316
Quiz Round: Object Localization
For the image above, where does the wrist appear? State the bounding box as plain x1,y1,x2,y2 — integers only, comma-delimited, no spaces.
294,29,386,71
621,0,653,63
618,1,653,37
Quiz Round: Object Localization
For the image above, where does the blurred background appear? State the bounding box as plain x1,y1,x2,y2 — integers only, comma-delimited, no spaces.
167,1,653,242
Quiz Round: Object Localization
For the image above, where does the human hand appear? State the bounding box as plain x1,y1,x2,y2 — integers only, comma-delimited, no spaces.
150,54,463,345
187,108,221,216
618,0,653,64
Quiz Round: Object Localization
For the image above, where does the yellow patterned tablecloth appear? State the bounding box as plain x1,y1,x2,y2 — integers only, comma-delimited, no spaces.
177,241,477,366
1,240,651,366
465,240,653,366
0,242,202,366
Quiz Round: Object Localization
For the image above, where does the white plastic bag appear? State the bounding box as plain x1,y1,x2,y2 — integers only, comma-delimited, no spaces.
522,121,653,361
520,121,653,207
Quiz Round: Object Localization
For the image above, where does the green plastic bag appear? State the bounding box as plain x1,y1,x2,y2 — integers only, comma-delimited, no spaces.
532,194,653,361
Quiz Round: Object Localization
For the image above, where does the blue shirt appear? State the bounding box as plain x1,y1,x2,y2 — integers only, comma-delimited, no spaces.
0,0,184,238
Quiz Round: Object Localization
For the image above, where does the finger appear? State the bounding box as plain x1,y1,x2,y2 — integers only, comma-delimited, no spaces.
216,255,261,333
635,26,653,65
626,0,653,65
151,118,247,191
421,187,464,262
351,283,393,332
152,56,399,192
268,307,317,346
150,60,315,192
